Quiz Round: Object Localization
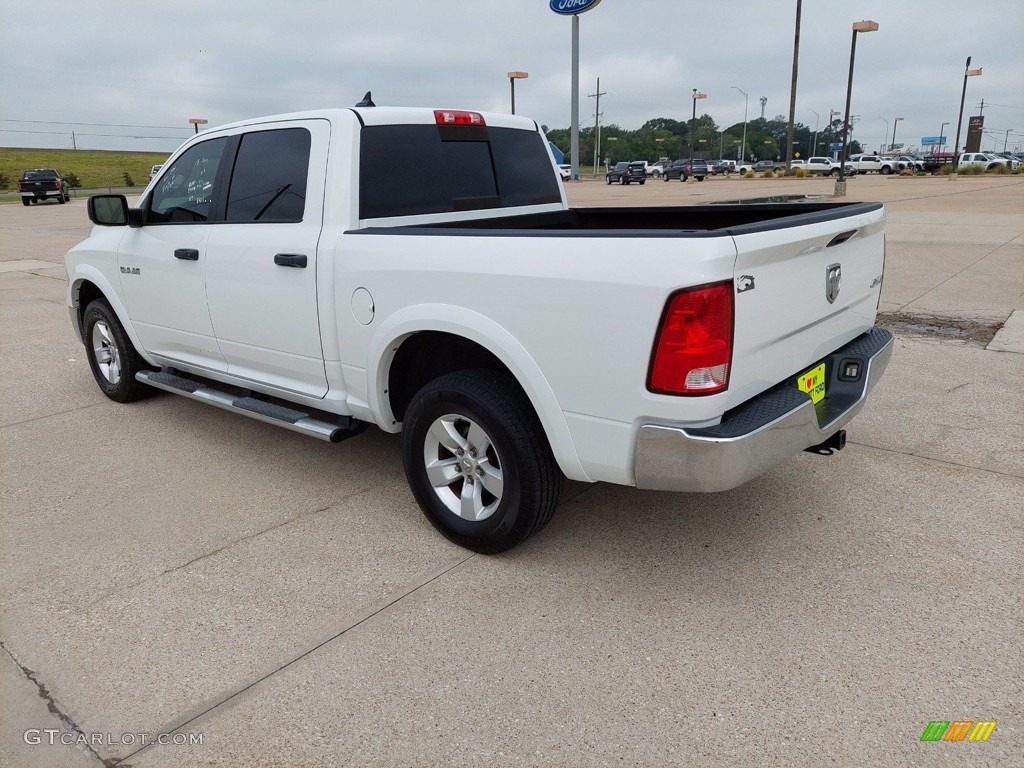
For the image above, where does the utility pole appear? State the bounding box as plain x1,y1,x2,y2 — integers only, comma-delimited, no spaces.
976,98,986,116
71,131,77,150
785,0,803,171
588,77,606,172
760,96,768,119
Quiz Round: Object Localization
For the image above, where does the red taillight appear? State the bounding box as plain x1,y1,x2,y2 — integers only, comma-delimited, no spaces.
434,110,485,126
17,181,23,192
648,281,734,395
54,180,61,189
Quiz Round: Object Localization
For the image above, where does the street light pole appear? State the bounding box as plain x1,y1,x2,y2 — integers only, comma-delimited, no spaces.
879,117,889,154
690,89,707,159
732,86,748,163
953,56,983,174
507,71,528,115
188,118,208,134
891,116,903,153
836,20,878,196
938,121,949,154
808,108,820,156
785,0,803,172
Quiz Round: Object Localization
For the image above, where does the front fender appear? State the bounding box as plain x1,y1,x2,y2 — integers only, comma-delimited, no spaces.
67,264,156,367
366,304,590,483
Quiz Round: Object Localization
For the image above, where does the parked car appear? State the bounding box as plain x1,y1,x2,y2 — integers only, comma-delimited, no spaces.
895,155,924,172
148,164,163,182
957,153,1013,172
662,158,708,181
805,157,857,177
739,160,785,175
847,154,898,175
557,164,572,181
647,160,670,178
18,168,70,205
717,159,737,174
67,104,891,553
606,161,647,185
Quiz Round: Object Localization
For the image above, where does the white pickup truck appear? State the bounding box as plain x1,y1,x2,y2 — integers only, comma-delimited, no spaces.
847,154,898,175
65,106,892,553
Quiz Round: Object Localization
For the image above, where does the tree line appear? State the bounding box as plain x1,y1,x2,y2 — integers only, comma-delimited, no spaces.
545,114,864,167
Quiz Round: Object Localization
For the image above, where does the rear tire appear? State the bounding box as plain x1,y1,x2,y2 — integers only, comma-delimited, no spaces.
402,369,561,554
82,299,151,403
57,194,65,204
22,198,30,206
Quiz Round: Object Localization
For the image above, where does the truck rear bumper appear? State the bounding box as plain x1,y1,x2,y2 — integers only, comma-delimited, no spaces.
634,327,893,493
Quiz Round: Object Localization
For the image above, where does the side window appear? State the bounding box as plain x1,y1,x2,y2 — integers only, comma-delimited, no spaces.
149,137,228,224
226,128,311,223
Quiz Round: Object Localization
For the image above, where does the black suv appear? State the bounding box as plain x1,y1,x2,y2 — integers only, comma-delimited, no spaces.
662,158,708,182
606,161,647,185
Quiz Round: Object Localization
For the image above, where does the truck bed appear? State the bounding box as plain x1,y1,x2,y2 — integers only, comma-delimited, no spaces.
355,201,883,237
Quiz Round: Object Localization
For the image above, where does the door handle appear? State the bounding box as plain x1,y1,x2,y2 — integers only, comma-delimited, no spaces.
274,253,307,268
174,248,199,261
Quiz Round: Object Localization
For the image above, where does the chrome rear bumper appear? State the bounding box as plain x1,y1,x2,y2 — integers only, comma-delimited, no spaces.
634,327,893,492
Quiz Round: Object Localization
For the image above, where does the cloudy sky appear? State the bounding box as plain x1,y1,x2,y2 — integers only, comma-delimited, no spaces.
2,0,1022,155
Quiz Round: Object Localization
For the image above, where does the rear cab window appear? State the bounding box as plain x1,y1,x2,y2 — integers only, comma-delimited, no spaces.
358,122,561,220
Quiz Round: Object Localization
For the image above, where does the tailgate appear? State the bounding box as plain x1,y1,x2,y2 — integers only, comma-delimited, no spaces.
726,203,885,410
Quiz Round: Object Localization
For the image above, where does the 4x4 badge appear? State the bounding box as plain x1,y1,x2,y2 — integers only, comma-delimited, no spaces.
825,263,842,304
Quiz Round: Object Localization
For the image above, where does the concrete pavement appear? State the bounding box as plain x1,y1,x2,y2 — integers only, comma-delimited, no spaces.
1,175,1021,767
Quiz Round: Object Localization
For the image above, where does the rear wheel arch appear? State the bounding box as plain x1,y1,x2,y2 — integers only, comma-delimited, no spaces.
370,319,589,483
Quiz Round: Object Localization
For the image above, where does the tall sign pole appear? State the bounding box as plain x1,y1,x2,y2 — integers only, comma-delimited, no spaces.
550,0,603,181
571,14,580,179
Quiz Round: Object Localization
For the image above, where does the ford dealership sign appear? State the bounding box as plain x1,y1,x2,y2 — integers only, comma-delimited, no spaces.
549,0,602,15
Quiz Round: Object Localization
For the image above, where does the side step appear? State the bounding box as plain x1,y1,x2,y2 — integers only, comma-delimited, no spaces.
136,370,364,444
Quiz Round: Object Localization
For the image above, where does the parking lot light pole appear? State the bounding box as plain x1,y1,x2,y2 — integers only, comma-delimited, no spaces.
938,121,949,154
891,116,903,152
808,108,820,156
732,86,748,163
507,71,528,115
690,89,707,160
188,118,208,134
836,20,879,197
952,57,982,177
879,117,889,154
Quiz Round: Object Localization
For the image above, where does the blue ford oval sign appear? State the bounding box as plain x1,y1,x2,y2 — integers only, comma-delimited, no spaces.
549,0,602,15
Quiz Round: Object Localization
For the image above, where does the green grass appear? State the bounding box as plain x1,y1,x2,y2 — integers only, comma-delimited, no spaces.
0,147,171,191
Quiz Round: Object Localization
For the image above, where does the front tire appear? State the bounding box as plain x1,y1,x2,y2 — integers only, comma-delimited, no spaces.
82,299,151,403
402,369,561,554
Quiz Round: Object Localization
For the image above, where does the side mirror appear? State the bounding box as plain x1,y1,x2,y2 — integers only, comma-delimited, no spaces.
88,195,128,226
88,195,145,227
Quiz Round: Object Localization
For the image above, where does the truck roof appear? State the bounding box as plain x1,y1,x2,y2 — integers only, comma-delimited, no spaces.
203,107,540,134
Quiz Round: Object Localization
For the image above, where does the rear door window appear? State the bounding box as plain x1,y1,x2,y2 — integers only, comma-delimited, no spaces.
225,128,311,222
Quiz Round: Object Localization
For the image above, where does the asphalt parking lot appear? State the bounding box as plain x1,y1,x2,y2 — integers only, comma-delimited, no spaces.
1,175,1022,767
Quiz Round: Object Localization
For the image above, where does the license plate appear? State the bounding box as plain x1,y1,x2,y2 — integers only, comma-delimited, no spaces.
797,362,827,404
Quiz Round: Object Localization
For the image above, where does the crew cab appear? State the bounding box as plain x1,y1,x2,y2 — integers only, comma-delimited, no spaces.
18,168,70,205
805,157,855,176
662,158,707,181
65,105,892,553
957,152,1014,172
738,160,785,175
847,154,897,175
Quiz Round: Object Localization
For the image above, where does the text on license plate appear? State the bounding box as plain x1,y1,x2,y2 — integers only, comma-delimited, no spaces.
797,362,826,404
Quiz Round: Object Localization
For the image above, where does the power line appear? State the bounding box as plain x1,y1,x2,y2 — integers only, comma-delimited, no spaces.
0,128,183,139
1,118,191,131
